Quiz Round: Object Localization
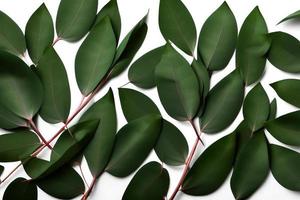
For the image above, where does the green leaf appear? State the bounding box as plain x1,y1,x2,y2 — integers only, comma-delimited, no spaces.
56,0,98,42
270,144,300,191
0,130,40,162
122,161,170,200
182,132,236,195
75,18,116,96
268,32,300,73
25,3,54,63
79,89,117,177
36,47,71,123
278,10,300,24
243,83,269,132
36,167,85,199
95,0,121,40
231,131,269,200
3,178,37,200
198,2,237,71
110,14,148,78
0,106,26,129
235,120,252,155
159,0,196,55
200,70,244,133
236,7,269,85
0,165,4,176
128,46,164,89
266,111,300,146
0,51,43,119
271,79,300,108
0,11,26,55
156,44,200,121
106,115,162,177
268,98,277,120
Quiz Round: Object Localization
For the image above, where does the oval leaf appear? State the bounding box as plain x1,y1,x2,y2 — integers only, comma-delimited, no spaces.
0,11,26,55
159,0,196,55
79,89,117,176
25,3,54,63
268,98,277,120
236,7,269,85
122,161,170,200
0,106,26,129
56,0,98,41
270,144,300,190
36,47,71,123
198,2,237,71
231,131,269,200
243,83,269,132
106,114,162,177
182,132,236,195
200,70,244,133
156,44,200,121
266,111,300,146
278,10,300,24
3,178,37,200
75,18,116,96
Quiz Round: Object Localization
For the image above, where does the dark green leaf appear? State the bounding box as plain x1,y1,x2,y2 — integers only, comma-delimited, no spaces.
25,3,54,63
235,120,252,155
0,130,40,162
266,111,300,146
95,0,121,40
236,7,269,85
271,79,300,108
79,89,117,177
0,106,26,129
198,2,237,71
106,115,162,177
56,0,98,42
243,83,269,132
231,131,269,200
110,14,148,78
128,46,164,89
0,51,43,119
270,144,300,190
36,47,71,123
278,10,300,24
159,0,196,55
3,178,37,200
156,44,200,121
0,11,26,55
122,161,170,200
0,165,4,176
75,18,116,96
268,98,277,120
200,70,244,133
268,32,300,73
182,132,236,195
36,167,85,199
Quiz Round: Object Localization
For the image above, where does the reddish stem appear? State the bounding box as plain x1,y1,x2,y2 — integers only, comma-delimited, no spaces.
28,119,52,150
52,37,61,46
81,176,97,200
0,163,22,184
189,120,205,146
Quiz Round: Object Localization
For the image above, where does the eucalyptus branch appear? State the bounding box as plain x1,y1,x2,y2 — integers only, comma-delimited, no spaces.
81,176,97,200
28,119,52,149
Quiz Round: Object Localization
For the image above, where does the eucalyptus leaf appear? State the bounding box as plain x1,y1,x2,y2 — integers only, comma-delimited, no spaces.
3,178,37,200
268,99,277,120
159,0,196,55
155,43,200,121
271,79,300,108
200,70,244,133
270,144,300,191
106,114,162,177
198,2,237,71
231,131,269,200
0,130,40,162
36,47,71,123
0,106,27,129
75,17,116,96
0,51,43,119
25,3,54,63
128,46,164,89
268,32,300,73
79,89,117,177
266,111,300,146
182,132,236,195
243,83,269,132
278,10,300,24
0,11,26,55
56,0,98,42
122,162,170,200
236,7,269,85
235,120,252,155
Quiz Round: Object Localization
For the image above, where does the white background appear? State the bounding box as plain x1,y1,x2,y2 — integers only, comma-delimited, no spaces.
0,0,300,199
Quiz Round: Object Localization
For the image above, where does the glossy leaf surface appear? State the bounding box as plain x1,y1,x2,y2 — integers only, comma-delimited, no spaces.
3,178,37,200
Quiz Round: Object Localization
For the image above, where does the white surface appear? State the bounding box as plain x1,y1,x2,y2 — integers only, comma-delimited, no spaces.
0,0,300,199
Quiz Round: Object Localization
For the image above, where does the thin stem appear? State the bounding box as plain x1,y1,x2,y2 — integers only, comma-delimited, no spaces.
28,119,52,150
78,163,89,187
52,37,61,46
189,120,205,146
0,162,22,184
119,81,131,88
81,176,97,200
